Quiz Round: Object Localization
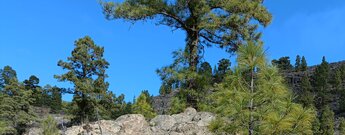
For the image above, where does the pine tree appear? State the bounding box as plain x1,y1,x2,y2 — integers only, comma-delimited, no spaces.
301,56,308,71
101,0,271,72
214,59,231,83
312,116,321,135
295,55,301,71
55,36,110,123
339,117,345,135
50,86,62,113
169,96,187,115
333,69,342,92
24,75,43,106
298,74,314,108
320,106,334,135
271,56,293,71
142,90,153,104
208,42,315,134
132,92,156,119
198,62,213,85
1,66,17,85
109,93,133,119
102,0,271,109
42,116,59,135
0,78,36,134
156,49,207,108
313,56,331,109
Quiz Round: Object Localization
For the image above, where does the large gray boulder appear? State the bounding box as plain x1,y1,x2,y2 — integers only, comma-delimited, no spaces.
172,107,197,123
150,115,176,131
193,112,215,127
114,114,152,135
64,114,151,135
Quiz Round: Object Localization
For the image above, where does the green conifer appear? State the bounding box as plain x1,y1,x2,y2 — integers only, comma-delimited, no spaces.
42,116,59,135
208,42,315,134
295,55,301,71
320,106,334,135
298,74,314,107
132,92,156,119
301,56,308,71
55,36,110,123
313,56,331,109
0,78,36,134
339,117,345,135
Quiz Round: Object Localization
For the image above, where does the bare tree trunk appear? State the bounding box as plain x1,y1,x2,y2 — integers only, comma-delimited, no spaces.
249,69,254,135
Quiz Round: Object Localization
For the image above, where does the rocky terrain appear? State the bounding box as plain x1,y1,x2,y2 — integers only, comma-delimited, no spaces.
26,108,215,135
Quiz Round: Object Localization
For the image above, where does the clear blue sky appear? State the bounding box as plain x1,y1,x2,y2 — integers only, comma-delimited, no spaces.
1,0,345,102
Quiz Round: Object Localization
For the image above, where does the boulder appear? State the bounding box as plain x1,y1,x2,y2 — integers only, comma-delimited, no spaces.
193,112,216,127
172,107,197,123
114,114,152,135
150,115,176,131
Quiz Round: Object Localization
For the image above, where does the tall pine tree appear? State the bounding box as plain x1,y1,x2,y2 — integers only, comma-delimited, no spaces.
101,0,271,72
319,106,334,135
313,56,331,109
55,36,110,123
295,55,301,71
298,74,314,108
214,58,231,83
301,56,308,71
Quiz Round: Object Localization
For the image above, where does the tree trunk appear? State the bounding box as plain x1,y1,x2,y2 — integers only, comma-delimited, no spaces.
186,30,199,109
186,31,199,72
249,69,254,135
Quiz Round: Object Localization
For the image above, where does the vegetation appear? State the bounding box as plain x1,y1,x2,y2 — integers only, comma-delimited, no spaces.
297,74,314,108
313,56,331,109
206,42,315,134
132,91,156,119
0,72,36,134
1,1,344,134
339,117,345,135
55,36,111,123
301,56,308,71
42,116,59,135
319,106,335,135
272,56,293,71
101,0,272,108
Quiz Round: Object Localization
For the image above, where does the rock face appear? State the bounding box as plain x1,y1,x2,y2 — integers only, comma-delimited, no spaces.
152,90,179,115
62,108,215,135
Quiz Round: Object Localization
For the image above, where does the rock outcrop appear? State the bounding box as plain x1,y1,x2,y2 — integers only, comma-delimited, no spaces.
61,108,215,135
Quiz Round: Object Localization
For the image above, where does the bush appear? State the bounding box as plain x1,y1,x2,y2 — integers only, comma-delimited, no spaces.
42,116,59,135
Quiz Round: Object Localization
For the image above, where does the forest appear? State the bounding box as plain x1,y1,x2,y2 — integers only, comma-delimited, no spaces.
1,0,345,135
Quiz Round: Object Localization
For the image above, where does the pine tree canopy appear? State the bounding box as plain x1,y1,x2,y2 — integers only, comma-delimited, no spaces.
101,0,272,71
55,36,110,123
301,56,308,71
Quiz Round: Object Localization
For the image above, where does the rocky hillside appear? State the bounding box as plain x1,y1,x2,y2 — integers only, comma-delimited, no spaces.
26,108,215,135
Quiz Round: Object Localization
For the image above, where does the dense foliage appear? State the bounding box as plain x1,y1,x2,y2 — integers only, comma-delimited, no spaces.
132,91,156,119
206,42,315,134
1,1,344,134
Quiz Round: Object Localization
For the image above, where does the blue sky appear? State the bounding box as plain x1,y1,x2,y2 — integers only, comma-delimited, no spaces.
1,0,345,101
